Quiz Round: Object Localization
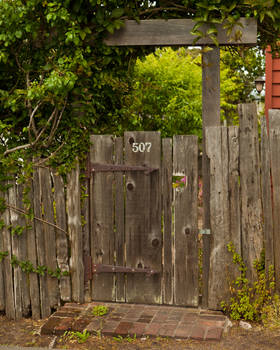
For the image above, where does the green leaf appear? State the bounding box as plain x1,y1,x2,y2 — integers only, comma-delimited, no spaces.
15,30,22,39
111,8,124,18
106,24,114,34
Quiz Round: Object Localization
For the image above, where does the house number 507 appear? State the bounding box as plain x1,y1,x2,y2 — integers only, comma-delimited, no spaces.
132,142,152,153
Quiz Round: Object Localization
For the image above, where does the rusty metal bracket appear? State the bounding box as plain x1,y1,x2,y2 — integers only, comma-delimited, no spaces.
86,162,158,177
84,257,158,283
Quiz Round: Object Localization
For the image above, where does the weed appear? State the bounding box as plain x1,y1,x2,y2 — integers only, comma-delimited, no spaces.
113,334,137,342
63,329,90,343
92,305,109,317
262,294,280,329
221,242,277,322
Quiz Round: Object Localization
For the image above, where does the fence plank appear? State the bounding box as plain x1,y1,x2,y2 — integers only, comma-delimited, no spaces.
162,138,173,305
124,131,162,304
40,168,59,308
206,127,231,310
67,162,84,303
1,185,15,319
9,183,31,318
80,162,91,302
228,126,242,263
90,135,115,301
239,103,263,283
173,135,198,306
0,192,4,311
33,167,51,318
53,173,71,302
115,137,125,302
9,183,22,319
26,178,40,319
261,118,274,277
269,129,280,292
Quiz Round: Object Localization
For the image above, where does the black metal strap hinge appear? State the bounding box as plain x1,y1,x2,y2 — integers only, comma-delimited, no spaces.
86,162,158,177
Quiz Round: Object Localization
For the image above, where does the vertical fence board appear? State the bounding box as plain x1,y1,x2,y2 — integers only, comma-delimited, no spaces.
228,126,242,279
206,127,231,309
124,131,162,304
90,135,115,301
239,103,263,282
261,118,274,276
162,138,173,305
173,135,198,306
80,163,91,303
33,168,50,318
40,168,59,309
67,162,84,303
9,183,31,318
269,129,280,292
1,186,15,319
53,173,71,302
115,137,125,302
0,193,4,311
26,179,40,319
9,183,22,319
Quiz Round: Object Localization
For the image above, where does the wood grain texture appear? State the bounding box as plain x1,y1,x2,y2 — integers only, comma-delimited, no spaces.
67,162,84,303
90,135,115,301
201,47,221,308
239,103,263,283
228,127,241,256
124,131,162,304
1,185,15,319
206,127,231,310
9,183,31,318
271,131,280,291
33,167,51,318
80,164,91,302
53,172,71,302
105,18,257,46
260,118,274,277
115,137,125,302
162,138,173,305
26,178,40,319
40,168,59,309
269,109,280,130
0,191,4,311
173,135,198,307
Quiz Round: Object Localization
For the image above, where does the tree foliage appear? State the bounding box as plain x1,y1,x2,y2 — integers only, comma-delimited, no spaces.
0,0,278,171
123,48,202,138
124,47,264,138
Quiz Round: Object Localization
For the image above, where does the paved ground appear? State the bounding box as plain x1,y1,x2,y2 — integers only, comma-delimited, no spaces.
41,302,227,341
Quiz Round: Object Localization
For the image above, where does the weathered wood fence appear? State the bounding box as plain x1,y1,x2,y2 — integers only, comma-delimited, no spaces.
0,103,280,319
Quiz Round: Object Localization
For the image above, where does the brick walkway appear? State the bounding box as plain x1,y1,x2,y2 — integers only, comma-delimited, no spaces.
41,302,227,341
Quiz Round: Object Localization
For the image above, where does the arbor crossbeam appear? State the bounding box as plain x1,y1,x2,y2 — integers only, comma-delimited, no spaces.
105,18,257,47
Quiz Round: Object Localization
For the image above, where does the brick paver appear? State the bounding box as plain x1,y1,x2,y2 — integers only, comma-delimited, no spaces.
40,302,227,341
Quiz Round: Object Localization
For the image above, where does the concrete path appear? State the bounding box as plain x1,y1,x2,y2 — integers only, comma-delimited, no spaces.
41,302,227,341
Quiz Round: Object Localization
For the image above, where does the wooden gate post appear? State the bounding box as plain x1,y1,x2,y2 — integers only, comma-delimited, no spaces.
201,47,221,308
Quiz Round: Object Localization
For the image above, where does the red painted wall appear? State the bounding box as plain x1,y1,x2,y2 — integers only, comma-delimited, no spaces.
265,47,280,120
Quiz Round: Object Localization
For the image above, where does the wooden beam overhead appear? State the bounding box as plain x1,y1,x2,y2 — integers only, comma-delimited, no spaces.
104,18,257,46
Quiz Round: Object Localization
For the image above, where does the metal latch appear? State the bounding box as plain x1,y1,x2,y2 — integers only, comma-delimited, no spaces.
84,256,158,283
199,229,211,235
86,162,158,177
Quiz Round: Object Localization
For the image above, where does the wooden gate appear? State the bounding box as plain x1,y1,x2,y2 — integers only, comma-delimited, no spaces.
86,131,198,307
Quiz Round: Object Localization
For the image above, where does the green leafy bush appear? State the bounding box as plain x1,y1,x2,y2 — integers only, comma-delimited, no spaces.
221,242,276,322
